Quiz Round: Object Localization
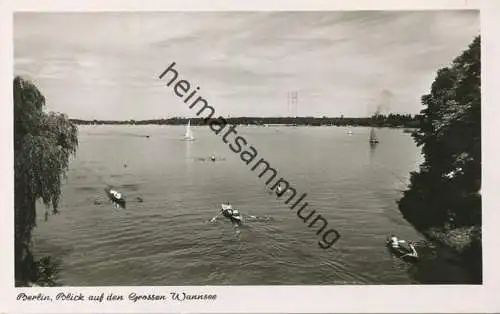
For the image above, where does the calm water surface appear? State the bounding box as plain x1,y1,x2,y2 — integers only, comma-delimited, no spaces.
32,125,473,285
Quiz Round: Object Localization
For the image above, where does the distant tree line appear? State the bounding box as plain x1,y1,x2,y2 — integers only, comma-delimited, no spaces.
70,113,421,128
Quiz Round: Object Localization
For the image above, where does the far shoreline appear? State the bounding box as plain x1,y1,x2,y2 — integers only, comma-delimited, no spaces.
70,114,421,129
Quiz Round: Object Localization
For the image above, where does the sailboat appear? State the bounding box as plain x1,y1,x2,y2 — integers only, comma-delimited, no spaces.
184,120,195,141
369,128,379,144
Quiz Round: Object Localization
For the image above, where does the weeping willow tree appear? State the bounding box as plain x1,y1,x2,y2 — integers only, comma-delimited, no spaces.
14,76,78,286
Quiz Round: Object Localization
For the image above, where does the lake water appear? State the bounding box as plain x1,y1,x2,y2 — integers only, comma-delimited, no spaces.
32,125,474,285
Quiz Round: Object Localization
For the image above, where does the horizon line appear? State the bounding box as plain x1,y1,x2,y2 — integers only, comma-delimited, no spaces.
69,113,419,121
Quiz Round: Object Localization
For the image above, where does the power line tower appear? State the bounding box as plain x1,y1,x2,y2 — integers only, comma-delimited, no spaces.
288,91,298,117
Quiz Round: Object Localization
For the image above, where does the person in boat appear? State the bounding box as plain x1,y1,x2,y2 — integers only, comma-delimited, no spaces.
389,234,406,249
220,203,242,224
221,203,236,216
110,190,122,200
211,204,234,223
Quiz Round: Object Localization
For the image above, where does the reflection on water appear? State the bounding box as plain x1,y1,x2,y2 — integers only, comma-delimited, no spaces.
31,125,474,285
369,142,378,160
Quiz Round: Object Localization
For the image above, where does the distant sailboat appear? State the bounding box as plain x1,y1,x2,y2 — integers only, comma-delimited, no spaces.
369,128,379,144
184,120,194,141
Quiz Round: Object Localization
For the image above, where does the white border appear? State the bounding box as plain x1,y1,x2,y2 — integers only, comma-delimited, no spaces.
1,0,499,313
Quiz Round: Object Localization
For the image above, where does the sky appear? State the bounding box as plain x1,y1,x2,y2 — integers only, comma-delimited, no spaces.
14,11,479,120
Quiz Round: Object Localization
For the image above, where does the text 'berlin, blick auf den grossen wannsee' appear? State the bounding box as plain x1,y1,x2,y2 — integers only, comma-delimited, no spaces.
158,62,341,249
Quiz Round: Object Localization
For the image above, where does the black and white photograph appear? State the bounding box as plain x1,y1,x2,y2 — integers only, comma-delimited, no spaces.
12,9,482,287
3,0,500,312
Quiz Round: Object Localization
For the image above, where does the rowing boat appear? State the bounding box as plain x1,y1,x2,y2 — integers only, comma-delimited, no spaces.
104,187,126,209
385,236,418,261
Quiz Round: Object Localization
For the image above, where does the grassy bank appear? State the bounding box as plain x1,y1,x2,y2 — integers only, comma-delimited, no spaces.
423,225,482,282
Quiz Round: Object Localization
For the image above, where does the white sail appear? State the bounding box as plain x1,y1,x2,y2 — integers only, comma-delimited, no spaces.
369,128,378,143
184,120,194,141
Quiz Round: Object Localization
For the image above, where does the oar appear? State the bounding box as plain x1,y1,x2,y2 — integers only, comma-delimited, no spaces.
242,213,273,221
210,211,222,223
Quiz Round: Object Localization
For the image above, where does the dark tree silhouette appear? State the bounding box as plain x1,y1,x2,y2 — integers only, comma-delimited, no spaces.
14,76,78,286
398,36,481,281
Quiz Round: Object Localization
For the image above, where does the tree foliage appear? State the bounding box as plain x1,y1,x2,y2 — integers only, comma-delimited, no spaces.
398,35,481,282
14,76,78,286
399,35,480,229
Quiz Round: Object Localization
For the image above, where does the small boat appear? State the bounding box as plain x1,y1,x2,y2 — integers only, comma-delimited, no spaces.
221,203,243,225
184,120,194,141
385,236,418,261
276,186,283,194
104,187,126,209
276,185,287,195
369,128,379,144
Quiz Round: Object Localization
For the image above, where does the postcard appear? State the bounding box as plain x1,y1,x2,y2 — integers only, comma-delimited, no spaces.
1,0,499,313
